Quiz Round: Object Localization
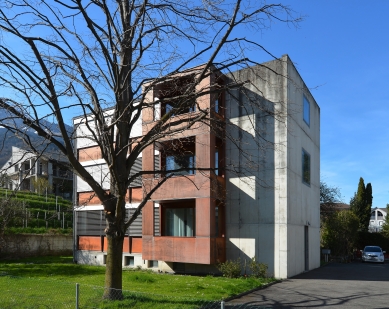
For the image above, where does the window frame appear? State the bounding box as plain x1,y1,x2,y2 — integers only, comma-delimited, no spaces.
303,95,310,126
162,202,196,237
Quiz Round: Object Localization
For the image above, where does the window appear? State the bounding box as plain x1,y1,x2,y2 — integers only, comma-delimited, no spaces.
125,256,134,266
14,164,18,172
166,154,195,176
158,77,196,117
159,137,196,177
163,204,195,237
165,102,195,116
148,260,158,268
371,211,376,219
215,99,219,113
303,95,310,126
302,149,311,185
215,149,219,176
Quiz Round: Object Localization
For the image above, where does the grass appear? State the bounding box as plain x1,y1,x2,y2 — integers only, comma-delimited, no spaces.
0,256,276,309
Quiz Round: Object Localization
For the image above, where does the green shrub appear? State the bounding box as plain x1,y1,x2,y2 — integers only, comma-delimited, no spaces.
248,257,268,278
217,258,242,278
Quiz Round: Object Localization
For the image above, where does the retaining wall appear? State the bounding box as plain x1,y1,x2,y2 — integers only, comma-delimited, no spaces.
0,234,73,258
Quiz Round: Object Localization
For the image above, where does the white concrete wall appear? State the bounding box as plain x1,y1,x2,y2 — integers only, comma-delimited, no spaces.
225,55,320,278
285,57,320,277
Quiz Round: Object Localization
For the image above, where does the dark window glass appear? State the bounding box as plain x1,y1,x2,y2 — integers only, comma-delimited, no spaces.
302,149,311,185
164,207,195,237
303,96,310,126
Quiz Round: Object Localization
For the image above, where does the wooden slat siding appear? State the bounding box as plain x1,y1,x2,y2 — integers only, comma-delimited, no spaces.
154,205,160,236
126,208,142,236
78,236,102,251
103,237,130,252
78,146,102,162
131,237,142,253
78,190,130,205
78,192,102,206
130,187,143,202
129,157,142,187
76,210,104,236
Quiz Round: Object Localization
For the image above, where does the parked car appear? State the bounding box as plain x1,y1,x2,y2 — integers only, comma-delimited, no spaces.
361,246,385,263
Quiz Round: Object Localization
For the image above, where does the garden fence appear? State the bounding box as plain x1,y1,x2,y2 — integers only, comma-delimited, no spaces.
0,274,267,309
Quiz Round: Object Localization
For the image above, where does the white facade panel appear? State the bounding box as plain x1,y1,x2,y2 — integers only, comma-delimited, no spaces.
77,164,110,192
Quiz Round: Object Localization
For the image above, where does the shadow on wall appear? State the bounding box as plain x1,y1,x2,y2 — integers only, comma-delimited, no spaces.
224,77,277,276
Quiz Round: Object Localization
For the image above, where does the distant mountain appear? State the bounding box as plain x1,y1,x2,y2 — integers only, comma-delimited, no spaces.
0,108,73,167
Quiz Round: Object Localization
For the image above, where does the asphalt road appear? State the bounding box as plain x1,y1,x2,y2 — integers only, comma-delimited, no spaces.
226,261,389,308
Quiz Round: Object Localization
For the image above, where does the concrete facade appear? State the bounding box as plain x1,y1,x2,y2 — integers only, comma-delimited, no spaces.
224,55,320,278
73,55,320,278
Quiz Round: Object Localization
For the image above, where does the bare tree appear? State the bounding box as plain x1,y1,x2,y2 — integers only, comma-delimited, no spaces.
0,197,25,252
0,0,301,299
320,180,343,222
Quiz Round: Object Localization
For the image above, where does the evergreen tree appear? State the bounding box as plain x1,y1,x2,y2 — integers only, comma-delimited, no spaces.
364,183,373,230
350,177,372,231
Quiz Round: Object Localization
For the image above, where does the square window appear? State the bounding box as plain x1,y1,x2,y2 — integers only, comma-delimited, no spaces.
303,95,310,126
124,256,134,266
302,149,310,185
166,154,195,176
162,201,196,237
148,260,158,268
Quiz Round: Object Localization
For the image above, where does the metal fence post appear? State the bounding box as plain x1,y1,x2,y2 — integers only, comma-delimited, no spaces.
76,283,79,309
221,300,225,309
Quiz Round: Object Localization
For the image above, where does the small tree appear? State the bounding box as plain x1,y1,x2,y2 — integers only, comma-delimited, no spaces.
321,210,359,258
30,177,52,196
0,197,25,251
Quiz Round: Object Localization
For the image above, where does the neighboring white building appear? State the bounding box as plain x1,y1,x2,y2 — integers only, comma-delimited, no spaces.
73,55,320,278
0,146,73,199
369,207,387,232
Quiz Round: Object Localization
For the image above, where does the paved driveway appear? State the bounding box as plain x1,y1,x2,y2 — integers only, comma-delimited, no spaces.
226,262,389,308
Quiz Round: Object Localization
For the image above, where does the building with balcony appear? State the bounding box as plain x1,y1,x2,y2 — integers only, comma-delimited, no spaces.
369,207,387,233
73,55,320,278
0,146,73,200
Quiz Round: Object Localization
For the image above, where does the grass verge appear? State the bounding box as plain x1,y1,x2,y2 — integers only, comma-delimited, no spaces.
0,256,276,308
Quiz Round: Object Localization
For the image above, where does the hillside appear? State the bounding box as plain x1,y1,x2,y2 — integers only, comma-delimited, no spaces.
0,108,73,167
0,188,73,230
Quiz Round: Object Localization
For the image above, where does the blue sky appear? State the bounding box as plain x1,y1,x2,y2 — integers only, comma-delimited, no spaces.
2,1,388,207
249,1,389,207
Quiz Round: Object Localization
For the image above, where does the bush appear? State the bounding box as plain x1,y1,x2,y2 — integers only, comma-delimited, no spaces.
248,257,268,278
217,258,242,278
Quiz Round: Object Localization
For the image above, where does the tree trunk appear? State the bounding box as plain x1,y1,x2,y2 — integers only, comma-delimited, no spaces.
103,234,124,300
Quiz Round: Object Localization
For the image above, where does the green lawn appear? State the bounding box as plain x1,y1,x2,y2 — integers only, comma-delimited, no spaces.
0,256,275,309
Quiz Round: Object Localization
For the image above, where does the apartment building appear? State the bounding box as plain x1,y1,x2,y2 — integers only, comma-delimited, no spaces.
0,146,73,199
369,207,387,233
74,55,320,278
